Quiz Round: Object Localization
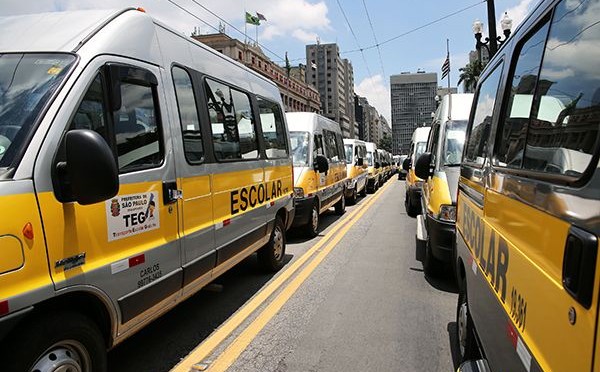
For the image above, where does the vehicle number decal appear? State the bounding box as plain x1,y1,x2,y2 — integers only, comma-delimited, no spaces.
106,192,160,241
509,286,528,331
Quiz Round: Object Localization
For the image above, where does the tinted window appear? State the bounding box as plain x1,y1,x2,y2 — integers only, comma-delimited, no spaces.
324,130,339,161
443,120,468,166
494,20,550,168
173,67,203,163
523,0,600,176
258,97,288,159
70,74,108,138
464,63,504,165
206,79,258,160
345,144,353,164
113,81,162,172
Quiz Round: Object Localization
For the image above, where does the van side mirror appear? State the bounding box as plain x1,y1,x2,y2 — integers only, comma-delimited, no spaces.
314,154,329,173
375,162,381,169
59,130,119,205
356,157,364,166
415,152,434,179
402,158,411,171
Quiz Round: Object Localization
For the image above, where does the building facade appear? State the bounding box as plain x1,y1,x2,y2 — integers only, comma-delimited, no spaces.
193,33,320,113
306,43,355,138
390,72,438,154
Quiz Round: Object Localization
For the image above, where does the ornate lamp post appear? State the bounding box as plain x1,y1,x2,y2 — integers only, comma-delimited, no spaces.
473,5,512,62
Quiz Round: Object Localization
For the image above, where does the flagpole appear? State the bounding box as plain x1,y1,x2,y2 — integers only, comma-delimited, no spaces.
446,38,450,90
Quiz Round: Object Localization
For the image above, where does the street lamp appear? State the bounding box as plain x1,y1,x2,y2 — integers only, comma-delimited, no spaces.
473,6,512,62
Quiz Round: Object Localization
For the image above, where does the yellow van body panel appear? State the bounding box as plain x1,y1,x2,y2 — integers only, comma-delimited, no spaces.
38,181,178,283
424,174,452,216
347,164,367,182
458,190,599,372
295,167,318,195
180,175,213,236
0,193,52,300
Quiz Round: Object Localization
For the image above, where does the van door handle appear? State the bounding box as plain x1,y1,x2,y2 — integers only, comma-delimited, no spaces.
562,225,598,309
162,181,182,205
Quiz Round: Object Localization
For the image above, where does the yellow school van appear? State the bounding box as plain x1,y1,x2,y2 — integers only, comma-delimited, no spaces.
402,126,431,217
343,138,368,204
288,112,347,237
455,1,600,371
414,93,473,277
365,141,381,193
0,8,294,371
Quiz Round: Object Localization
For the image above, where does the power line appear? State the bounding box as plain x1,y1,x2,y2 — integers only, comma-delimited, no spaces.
335,0,375,87
362,0,385,79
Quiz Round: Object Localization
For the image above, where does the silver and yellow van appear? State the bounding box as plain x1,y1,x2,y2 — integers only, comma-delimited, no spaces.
343,138,368,204
455,1,600,371
414,93,473,276
365,141,381,193
288,113,347,237
402,126,431,217
0,8,294,370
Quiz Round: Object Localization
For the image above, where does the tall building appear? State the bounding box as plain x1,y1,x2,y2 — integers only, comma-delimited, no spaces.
306,43,355,138
193,33,320,113
355,95,389,145
390,72,438,154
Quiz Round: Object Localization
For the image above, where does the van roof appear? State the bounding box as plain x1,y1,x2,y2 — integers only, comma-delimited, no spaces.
286,112,342,134
0,8,129,52
436,93,474,122
412,126,431,142
343,138,365,146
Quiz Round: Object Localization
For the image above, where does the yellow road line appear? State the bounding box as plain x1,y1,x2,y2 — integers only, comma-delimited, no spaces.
205,181,391,371
171,183,389,372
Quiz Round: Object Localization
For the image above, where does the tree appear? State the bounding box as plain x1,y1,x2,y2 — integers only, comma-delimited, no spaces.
379,133,392,152
458,60,484,93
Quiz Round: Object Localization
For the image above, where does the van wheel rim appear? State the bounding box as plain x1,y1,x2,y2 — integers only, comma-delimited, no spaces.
31,341,91,372
273,226,284,261
458,302,468,357
311,206,318,232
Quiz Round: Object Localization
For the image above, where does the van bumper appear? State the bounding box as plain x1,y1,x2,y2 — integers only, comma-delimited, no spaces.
426,213,455,263
0,306,33,341
292,195,315,228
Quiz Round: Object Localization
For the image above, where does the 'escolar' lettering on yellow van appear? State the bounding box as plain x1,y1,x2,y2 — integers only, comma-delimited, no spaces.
461,203,509,303
230,180,283,215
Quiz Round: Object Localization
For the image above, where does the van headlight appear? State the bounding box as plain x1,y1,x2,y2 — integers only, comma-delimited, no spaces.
294,187,304,198
438,205,456,222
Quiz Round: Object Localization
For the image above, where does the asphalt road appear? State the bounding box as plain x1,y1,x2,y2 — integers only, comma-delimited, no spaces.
107,178,460,372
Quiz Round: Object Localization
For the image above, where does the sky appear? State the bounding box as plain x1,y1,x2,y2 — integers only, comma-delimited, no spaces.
1,0,539,124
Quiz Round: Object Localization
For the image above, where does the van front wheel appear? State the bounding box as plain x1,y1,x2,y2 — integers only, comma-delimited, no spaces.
258,217,286,272
3,311,106,372
457,279,479,363
335,192,346,215
304,202,320,238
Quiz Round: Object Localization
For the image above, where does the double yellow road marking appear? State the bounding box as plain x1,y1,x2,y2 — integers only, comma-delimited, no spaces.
172,181,392,372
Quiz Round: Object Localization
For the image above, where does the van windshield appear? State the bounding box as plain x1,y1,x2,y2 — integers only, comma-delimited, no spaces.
415,142,427,161
442,120,467,166
290,131,309,166
344,144,353,164
0,53,76,174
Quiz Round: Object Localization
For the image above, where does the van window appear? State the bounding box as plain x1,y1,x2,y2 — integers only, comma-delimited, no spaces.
113,80,162,172
494,20,550,169
206,79,258,160
0,53,76,172
324,129,339,162
69,74,108,139
172,67,203,163
290,131,309,166
522,0,600,176
335,132,346,162
443,120,467,166
257,97,288,159
428,124,440,165
464,63,504,166
344,144,353,164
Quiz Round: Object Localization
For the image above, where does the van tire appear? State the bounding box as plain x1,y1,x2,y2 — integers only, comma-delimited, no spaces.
3,311,106,372
347,188,358,205
258,217,286,272
406,191,418,218
335,192,346,215
304,202,320,238
457,279,479,363
359,185,367,197
423,240,443,277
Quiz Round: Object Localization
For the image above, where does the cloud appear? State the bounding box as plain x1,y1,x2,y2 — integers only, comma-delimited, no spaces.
499,0,538,34
292,29,320,44
257,0,331,43
355,75,391,124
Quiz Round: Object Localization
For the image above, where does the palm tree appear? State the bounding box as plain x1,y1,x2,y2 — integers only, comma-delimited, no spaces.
458,60,484,93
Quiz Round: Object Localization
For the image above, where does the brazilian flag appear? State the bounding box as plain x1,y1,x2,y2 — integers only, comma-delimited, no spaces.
245,12,260,26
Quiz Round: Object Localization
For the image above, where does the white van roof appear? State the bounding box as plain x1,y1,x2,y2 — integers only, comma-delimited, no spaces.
286,112,342,134
365,142,377,151
344,138,365,146
435,93,474,122
412,126,431,142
